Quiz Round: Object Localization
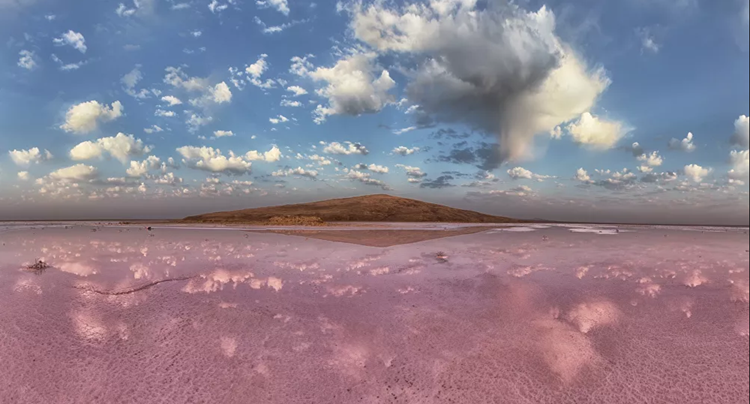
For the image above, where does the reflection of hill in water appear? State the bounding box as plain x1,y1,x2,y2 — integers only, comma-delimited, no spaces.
252,227,496,247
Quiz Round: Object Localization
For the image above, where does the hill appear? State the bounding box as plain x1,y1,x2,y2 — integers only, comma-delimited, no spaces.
182,194,522,224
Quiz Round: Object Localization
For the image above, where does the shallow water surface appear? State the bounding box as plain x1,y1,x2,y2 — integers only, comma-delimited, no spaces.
1,224,748,403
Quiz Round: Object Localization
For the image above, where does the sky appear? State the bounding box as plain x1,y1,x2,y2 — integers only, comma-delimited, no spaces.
1,0,749,225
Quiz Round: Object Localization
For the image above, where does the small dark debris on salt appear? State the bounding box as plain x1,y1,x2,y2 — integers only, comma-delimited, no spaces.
436,252,449,263
25,260,50,274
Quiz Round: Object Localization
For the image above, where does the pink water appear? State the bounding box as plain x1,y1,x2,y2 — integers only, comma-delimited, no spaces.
1,224,748,403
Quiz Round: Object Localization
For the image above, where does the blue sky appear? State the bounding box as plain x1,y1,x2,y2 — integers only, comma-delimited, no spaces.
1,0,748,224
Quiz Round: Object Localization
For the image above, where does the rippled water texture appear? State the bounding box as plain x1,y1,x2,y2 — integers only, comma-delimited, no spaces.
1,224,748,403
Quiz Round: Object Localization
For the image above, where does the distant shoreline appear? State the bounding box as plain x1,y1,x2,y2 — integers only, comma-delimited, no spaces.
4,194,748,227
1,219,748,228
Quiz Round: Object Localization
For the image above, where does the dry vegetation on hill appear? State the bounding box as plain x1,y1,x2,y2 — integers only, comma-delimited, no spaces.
182,194,521,224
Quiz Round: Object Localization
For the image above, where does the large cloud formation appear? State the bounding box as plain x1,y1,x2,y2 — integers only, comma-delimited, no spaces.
343,0,613,163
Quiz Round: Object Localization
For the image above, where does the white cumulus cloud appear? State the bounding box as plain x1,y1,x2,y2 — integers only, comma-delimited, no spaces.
732,115,749,148
164,67,232,107
213,130,235,138
246,54,269,78
208,0,228,13
126,155,161,177
115,0,154,17
290,55,314,76
636,151,664,173
241,54,277,89
244,145,282,162
211,82,233,103
17,50,37,70
60,100,123,134
287,85,308,96
393,126,417,135
49,164,99,182
309,154,332,165
155,109,176,117
684,164,712,183
177,146,253,175
392,146,419,156
256,0,289,15
322,141,369,155
269,115,289,124
116,3,137,17
50,54,87,71
9,147,52,167
164,66,208,91
121,66,150,99
280,99,302,107
728,149,749,181
161,95,183,106
566,112,627,150
345,169,390,189
53,30,87,53
636,27,660,54
144,125,164,134
507,167,553,181
272,167,318,178
669,132,696,152
309,52,395,124
396,164,426,179
356,163,388,173
575,168,592,183
70,133,152,164
186,113,213,132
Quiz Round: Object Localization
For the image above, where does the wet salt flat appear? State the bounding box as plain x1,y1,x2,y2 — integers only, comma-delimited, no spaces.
1,224,748,404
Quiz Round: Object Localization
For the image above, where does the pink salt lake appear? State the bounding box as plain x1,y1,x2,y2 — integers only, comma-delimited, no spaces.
1,223,748,403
